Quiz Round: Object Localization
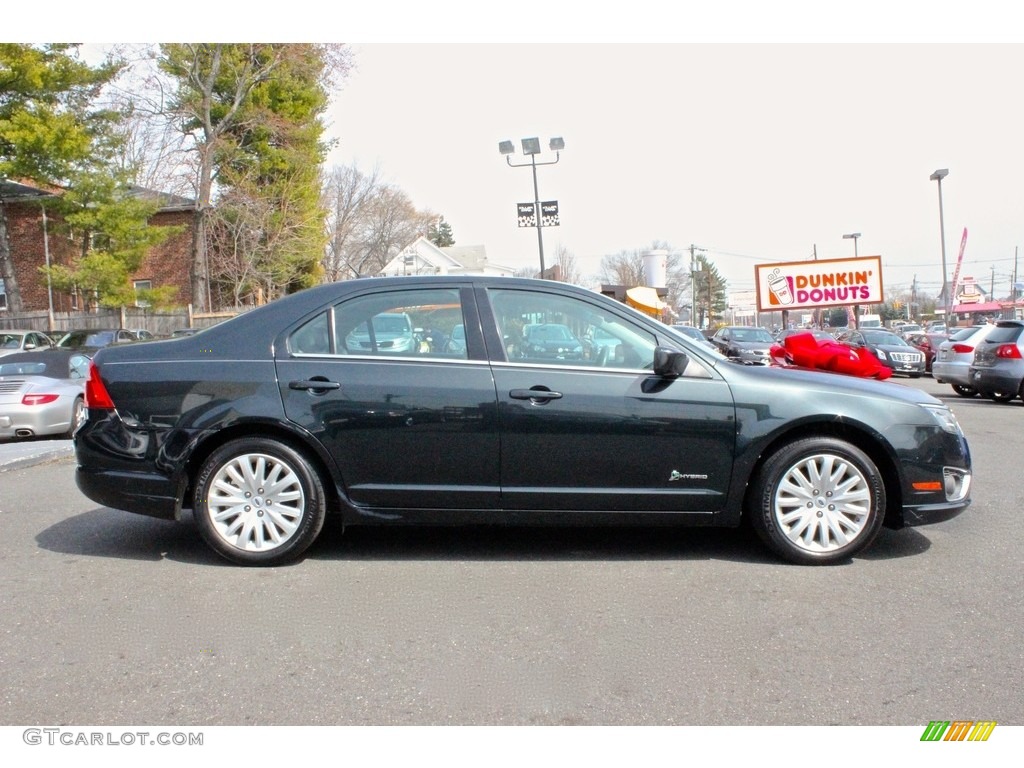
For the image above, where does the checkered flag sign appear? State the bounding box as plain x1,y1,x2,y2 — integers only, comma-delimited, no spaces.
517,203,536,228
541,201,560,227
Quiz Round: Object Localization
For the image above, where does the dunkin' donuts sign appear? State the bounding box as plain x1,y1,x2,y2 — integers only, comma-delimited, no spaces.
755,256,884,312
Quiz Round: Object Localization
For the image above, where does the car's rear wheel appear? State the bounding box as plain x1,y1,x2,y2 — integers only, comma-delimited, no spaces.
193,438,326,566
748,437,885,565
65,396,85,438
951,384,978,397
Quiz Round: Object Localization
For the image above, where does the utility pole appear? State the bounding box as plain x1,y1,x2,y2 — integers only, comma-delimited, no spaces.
1014,247,1020,320
689,244,705,327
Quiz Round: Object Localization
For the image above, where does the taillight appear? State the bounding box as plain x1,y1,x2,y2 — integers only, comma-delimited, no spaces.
22,393,59,406
996,344,1023,360
85,361,116,409
950,344,974,354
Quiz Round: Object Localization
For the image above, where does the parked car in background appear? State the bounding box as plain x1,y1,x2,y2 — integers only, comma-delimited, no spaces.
858,313,883,329
775,328,835,343
836,329,926,377
669,324,719,352
130,329,156,341
898,323,923,338
57,328,137,350
0,349,90,440
0,329,55,357
968,320,1024,402
905,331,948,373
444,324,466,354
74,275,972,567
170,328,199,338
520,322,584,361
709,325,774,364
344,312,417,355
932,325,996,397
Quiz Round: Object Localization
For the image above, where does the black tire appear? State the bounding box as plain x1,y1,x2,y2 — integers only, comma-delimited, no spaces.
65,396,85,439
747,437,886,565
951,384,978,398
193,437,326,566
988,390,1016,403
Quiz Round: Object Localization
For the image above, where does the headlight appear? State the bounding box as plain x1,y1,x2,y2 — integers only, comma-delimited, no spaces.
875,349,888,360
922,404,963,435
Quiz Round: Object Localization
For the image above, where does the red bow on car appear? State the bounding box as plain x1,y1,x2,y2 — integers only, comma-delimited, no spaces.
770,332,892,380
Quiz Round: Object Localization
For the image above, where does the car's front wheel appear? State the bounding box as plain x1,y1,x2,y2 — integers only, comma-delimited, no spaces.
748,437,885,565
988,390,1016,403
951,384,978,397
193,438,327,566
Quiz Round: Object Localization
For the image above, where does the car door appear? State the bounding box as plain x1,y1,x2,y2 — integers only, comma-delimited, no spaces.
482,285,736,515
276,284,500,511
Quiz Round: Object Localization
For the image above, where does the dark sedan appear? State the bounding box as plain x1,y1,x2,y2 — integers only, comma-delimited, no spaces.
75,276,972,567
836,329,926,377
57,328,137,350
709,325,775,364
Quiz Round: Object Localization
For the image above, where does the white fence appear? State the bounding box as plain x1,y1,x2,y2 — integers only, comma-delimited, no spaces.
0,306,240,338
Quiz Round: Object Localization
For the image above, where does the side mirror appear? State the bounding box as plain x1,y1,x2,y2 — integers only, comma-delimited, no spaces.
653,346,688,378
24,342,36,351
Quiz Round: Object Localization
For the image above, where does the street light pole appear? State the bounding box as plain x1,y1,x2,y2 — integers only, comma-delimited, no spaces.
499,137,564,278
930,168,950,324
843,232,861,328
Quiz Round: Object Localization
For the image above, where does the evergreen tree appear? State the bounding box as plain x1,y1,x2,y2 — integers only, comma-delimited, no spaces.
427,217,455,248
159,43,350,309
0,43,123,312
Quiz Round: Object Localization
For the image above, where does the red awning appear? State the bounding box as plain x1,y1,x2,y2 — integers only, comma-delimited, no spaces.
951,301,1002,313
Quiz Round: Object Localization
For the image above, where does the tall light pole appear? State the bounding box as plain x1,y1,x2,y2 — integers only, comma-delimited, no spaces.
843,232,861,328
930,168,950,323
499,137,563,278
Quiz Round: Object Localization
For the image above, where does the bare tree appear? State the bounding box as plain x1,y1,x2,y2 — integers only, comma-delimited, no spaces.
600,242,694,317
321,163,437,279
323,164,383,282
99,44,196,198
600,249,646,287
553,244,582,285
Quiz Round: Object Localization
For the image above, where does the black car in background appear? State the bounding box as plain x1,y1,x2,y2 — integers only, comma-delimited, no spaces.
836,328,926,378
708,325,775,364
57,328,137,350
75,276,972,567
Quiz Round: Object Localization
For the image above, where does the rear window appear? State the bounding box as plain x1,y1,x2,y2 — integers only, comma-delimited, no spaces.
984,323,1024,344
949,326,983,341
0,362,46,376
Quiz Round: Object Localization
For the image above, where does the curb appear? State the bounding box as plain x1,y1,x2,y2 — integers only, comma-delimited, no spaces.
0,443,75,472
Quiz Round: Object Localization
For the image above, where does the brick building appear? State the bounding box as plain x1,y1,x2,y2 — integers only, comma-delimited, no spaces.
0,181,195,314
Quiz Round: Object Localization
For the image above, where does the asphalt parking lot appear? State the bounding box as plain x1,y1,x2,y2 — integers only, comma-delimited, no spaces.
1,373,1021,731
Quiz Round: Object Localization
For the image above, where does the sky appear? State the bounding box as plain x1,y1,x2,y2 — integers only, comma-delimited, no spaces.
324,41,1024,301
14,3,1024,304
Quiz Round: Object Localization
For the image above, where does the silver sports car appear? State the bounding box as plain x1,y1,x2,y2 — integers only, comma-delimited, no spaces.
0,349,91,440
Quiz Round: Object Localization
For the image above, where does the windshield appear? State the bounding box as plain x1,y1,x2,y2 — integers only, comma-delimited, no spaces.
732,328,774,343
527,324,576,341
863,331,908,346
